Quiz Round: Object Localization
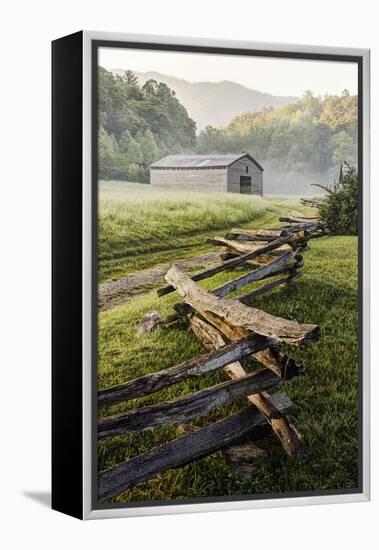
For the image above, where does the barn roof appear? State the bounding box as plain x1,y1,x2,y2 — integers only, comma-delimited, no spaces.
150,153,263,171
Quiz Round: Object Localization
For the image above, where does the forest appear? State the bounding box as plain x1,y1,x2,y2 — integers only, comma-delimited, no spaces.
98,67,196,182
98,67,357,193
197,90,357,193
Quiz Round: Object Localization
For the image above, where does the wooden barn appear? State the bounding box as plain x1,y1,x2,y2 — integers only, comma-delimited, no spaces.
150,154,263,195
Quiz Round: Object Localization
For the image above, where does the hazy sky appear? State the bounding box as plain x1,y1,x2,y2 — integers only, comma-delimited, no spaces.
99,47,358,97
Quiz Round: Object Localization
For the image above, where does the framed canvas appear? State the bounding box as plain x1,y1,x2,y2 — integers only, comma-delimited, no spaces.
52,31,370,520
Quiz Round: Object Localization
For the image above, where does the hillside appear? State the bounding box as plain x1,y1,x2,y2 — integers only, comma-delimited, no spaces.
197,90,358,194
98,67,196,181
112,69,298,130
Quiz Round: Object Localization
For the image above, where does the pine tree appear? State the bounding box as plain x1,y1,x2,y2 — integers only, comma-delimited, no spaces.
138,129,159,166
339,164,344,185
98,127,119,179
319,164,358,235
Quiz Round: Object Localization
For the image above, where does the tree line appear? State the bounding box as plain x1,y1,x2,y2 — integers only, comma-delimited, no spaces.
98,67,196,181
98,68,357,193
197,90,357,192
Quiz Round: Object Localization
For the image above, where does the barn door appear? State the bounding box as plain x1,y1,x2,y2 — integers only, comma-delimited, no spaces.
239,176,251,194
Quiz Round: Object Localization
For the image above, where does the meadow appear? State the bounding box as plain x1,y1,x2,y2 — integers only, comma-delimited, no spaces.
98,181,302,282
97,181,359,504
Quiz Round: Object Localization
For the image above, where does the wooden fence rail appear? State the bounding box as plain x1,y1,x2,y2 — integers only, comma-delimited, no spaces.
211,249,300,298
98,334,276,407
157,233,302,297
301,197,323,208
98,367,283,439
165,264,319,345
98,391,292,501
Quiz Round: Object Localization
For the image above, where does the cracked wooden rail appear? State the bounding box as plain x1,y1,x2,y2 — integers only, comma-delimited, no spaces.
98,334,276,407
157,234,301,297
224,227,310,241
211,249,301,298
98,366,283,440
164,250,303,325
165,265,319,346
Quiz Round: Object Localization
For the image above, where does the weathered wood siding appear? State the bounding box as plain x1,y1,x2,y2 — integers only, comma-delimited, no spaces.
150,157,263,195
150,167,228,191
227,158,263,195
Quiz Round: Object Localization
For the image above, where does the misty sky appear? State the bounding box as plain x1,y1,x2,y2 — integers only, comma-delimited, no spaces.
99,47,358,97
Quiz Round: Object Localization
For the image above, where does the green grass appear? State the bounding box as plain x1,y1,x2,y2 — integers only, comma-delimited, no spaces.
98,181,309,282
98,231,359,504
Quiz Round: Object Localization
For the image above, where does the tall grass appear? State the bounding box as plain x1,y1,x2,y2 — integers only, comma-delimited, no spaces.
98,181,286,281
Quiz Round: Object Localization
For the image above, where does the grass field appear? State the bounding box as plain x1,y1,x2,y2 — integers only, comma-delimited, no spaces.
97,181,359,504
98,181,303,282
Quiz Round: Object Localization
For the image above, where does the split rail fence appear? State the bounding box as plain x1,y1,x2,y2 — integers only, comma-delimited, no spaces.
97,213,325,501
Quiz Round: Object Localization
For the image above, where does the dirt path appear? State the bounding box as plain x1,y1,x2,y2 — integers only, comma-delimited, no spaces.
98,208,312,312
99,252,221,311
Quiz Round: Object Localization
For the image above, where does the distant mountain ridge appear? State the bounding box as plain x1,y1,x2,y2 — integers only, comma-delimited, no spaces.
111,69,298,130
